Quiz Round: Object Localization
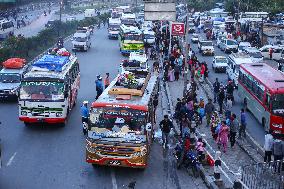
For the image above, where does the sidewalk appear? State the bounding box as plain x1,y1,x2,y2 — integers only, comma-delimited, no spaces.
166,77,261,187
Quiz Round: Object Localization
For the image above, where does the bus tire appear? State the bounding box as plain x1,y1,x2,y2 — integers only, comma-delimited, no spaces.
24,122,29,127
262,118,266,128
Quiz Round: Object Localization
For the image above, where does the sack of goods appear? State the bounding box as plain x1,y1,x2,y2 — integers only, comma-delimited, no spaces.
2,58,26,69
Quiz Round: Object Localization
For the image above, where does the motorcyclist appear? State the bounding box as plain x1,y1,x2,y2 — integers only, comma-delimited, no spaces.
80,101,89,135
57,37,64,49
226,80,235,103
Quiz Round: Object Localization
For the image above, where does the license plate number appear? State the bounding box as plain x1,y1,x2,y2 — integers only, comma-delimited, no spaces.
109,161,121,165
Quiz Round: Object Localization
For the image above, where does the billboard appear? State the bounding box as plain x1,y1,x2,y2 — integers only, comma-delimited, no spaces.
144,2,176,21
171,22,185,36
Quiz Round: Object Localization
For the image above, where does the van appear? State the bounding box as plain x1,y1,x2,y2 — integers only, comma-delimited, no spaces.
226,52,254,86
244,47,263,63
219,38,238,53
72,32,91,51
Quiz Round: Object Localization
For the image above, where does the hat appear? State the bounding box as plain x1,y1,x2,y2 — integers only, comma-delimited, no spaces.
83,101,88,105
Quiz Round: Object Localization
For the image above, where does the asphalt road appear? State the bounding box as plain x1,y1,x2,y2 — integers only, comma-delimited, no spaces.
187,32,266,145
0,27,206,189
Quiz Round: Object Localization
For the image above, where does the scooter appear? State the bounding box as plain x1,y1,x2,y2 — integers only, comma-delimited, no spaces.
57,37,64,49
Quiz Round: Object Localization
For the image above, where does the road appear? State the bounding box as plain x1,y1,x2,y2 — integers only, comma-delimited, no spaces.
0,27,207,189
187,32,268,146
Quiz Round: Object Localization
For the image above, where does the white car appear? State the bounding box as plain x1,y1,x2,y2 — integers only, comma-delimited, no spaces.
212,56,228,73
198,40,214,56
191,33,199,43
244,47,263,63
238,42,251,52
259,45,284,61
219,38,238,53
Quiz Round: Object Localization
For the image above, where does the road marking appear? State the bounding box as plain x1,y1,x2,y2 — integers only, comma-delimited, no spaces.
111,169,118,189
6,152,17,167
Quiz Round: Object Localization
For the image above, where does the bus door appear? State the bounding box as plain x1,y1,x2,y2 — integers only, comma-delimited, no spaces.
264,91,271,130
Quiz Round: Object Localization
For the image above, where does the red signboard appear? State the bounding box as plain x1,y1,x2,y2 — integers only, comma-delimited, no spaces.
171,22,185,36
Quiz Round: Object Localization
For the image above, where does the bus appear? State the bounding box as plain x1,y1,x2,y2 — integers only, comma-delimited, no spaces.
108,17,121,39
86,70,158,168
238,63,284,134
18,52,80,126
121,12,136,26
0,19,14,40
118,24,144,56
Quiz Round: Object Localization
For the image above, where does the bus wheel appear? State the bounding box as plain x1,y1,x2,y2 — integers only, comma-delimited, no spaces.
24,122,29,127
262,118,266,128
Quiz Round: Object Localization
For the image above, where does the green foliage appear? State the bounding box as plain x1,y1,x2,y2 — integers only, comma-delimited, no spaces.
187,0,218,12
0,12,110,67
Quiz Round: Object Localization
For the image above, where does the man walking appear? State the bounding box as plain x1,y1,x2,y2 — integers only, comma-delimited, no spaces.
205,98,215,127
95,75,103,99
217,87,225,114
264,129,274,163
80,101,89,135
239,109,247,138
230,114,239,148
104,73,110,89
213,78,220,103
159,115,173,149
153,95,158,124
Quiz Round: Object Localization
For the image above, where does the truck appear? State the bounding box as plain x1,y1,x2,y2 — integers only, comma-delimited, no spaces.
72,28,91,51
85,9,96,18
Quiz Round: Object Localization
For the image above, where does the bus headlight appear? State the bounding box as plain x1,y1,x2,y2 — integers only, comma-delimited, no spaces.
56,112,63,117
131,147,147,158
272,123,283,129
86,145,97,153
21,111,27,116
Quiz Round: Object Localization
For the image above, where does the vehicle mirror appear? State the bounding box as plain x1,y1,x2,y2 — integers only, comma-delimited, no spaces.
146,123,152,132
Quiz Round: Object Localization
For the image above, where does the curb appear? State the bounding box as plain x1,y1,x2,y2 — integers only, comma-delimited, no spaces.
203,78,265,158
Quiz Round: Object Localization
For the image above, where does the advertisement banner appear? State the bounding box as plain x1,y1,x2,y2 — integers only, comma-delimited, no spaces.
171,22,185,36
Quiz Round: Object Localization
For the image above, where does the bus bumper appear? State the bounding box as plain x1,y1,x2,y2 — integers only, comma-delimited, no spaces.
19,117,66,124
120,49,144,55
86,156,147,168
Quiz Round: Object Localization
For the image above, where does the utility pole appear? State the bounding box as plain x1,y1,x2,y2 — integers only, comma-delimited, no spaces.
183,4,190,93
58,0,63,37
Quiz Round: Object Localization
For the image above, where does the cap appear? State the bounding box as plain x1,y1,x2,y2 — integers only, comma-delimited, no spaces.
83,101,88,104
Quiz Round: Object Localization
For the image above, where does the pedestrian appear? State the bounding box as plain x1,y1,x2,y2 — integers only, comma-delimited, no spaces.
264,129,274,163
159,115,173,148
269,47,273,60
174,64,180,81
230,114,239,148
174,98,182,119
196,137,206,161
239,108,247,138
180,115,190,137
205,98,215,127
213,78,220,103
168,66,174,82
95,75,103,99
153,95,159,124
104,73,110,89
80,101,89,135
272,137,284,161
218,121,229,153
217,87,225,114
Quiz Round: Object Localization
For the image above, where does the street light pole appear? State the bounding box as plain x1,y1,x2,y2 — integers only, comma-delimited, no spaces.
59,0,63,37
183,5,190,93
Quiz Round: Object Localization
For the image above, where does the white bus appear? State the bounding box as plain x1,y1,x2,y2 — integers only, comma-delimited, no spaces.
0,19,14,40
121,12,136,26
19,52,80,126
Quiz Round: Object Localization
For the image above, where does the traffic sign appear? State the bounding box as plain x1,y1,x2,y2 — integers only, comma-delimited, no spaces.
171,22,185,36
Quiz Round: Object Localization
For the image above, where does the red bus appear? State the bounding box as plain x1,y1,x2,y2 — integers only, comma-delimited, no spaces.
238,63,284,134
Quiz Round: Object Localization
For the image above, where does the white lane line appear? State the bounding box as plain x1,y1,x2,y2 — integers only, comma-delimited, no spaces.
6,152,17,167
111,169,118,189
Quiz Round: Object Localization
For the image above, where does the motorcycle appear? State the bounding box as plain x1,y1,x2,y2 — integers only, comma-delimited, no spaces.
174,140,201,177
57,37,64,49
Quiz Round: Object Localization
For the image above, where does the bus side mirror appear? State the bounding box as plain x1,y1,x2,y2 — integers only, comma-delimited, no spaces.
146,123,152,132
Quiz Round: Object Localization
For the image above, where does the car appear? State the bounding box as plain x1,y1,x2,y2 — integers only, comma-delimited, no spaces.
198,40,214,56
188,22,195,33
216,34,226,47
45,20,56,28
212,56,228,73
191,33,200,43
243,47,263,63
219,38,238,53
259,45,284,61
238,42,251,52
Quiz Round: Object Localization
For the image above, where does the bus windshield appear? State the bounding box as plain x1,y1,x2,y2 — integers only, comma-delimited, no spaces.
0,73,20,83
109,24,120,30
272,94,284,116
227,40,237,45
20,81,65,101
74,37,87,42
124,34,142,41
90,107,146,134
121,19,135,25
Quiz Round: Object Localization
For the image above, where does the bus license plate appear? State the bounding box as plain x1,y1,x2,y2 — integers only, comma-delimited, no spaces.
109,161,121,166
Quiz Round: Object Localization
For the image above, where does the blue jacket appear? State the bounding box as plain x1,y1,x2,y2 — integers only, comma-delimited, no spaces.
95,80,103,91
81,105,89,118
241,112,246,125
